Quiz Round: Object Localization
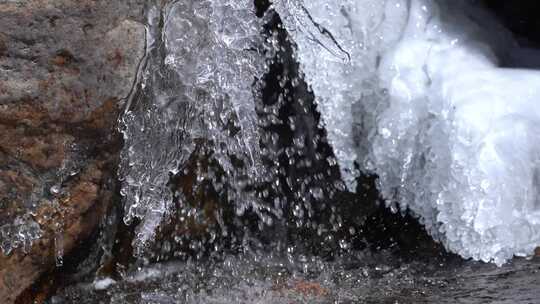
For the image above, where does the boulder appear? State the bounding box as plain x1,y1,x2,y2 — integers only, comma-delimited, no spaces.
0,1,147,302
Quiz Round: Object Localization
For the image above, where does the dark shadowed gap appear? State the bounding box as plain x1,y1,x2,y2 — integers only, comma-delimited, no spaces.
255,6,446,259
483,0,540,46
483,0,540,68
254,0,271,18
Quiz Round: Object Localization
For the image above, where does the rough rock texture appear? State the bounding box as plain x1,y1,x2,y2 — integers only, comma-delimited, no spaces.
0,1,148,302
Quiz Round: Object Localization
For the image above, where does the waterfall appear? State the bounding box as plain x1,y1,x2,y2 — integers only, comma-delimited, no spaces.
119,0,271,255
116,0,540,264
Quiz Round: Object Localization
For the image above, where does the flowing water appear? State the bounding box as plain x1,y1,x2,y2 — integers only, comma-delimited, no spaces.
53,253,540,303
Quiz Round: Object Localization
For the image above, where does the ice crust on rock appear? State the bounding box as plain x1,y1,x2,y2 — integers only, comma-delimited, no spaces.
275,0,540,264
119,0,267,254
0,215,42,255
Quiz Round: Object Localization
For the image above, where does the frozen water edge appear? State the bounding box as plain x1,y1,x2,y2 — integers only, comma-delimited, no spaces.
275,0,540,264
0,215,42,255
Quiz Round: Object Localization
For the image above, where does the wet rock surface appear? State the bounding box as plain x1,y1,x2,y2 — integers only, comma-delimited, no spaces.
0,0,147,302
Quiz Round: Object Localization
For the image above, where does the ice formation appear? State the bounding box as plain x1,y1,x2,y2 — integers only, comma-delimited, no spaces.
0,215,42,255
274,0,405,189
275,0,540,264
119,0,269,254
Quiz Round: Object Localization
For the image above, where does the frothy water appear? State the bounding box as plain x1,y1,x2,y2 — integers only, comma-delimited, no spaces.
54,252,540,304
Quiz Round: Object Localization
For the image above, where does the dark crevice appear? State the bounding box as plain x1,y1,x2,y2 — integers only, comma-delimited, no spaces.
483,0,540,47
254,0,271,18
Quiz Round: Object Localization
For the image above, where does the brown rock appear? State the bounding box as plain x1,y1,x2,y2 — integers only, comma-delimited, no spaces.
291,280,330,297
0,159,114,304
272,279,330,298
0,0,148,302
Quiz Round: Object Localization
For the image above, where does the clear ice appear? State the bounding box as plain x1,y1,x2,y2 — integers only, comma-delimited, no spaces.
275,0,540,264
119,0,269,254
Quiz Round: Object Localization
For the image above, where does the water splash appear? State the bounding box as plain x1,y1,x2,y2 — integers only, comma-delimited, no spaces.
117,0,365,260
118,0,273,256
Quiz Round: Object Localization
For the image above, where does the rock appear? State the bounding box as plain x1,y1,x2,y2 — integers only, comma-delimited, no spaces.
0,0,148,302
289,280,330,297
0,160,111,304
